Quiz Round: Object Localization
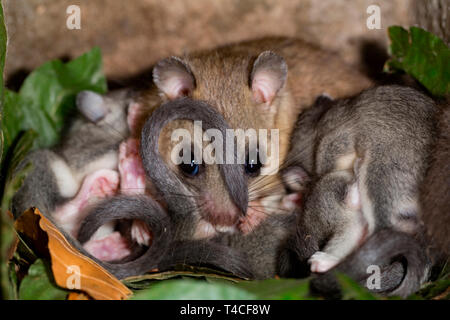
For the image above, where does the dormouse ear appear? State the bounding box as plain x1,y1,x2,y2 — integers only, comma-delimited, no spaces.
250,51,287,105
314,93,334,106
76,90,108,123
282,166,310,192
345,182,361,210
153,57,195,100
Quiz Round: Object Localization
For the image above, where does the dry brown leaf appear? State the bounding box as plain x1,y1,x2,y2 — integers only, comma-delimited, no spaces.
14,208,50,258
67,292,92,300
15,208,133,300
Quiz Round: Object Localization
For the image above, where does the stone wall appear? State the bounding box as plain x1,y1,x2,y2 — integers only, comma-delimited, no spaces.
3,0,447,85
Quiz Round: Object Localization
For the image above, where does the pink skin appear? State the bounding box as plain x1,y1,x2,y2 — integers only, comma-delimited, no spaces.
83,138,152,262
128,101,280,238
84,102,152,261
195,194,263,237
195,195,297,237
281,192,303,211
54,102,154,262
201,192,241,227
80,139,152,262
119,138,146,195
124,102,153,245
309,252,340,273
53,169,119,238
127,102,143,137
239,192,304,234
118,138,152,246
83,232,131,262
193,199,274,237
52,169,130,262
238,201,267,234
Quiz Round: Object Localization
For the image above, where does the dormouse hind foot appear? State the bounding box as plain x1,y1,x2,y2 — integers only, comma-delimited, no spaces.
308,251,340,273
83,231,131,262
53,169,119,236
119,138,152,246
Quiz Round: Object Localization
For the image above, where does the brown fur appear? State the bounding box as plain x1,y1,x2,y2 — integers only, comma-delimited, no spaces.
137,37,372,233
420,104,450,256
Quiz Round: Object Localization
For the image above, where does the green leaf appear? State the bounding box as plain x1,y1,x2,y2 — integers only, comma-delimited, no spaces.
18,259,68,300
412,263,450,300
7,261,19,300
123,266,244,290
0,47,107,299
1,47,107,160
0,0,7,157
336,273,379,300
0,0,12,300
130,276,314,300
385,26,450,97
1,130,37,214
236,278,312,300
132,279,257,300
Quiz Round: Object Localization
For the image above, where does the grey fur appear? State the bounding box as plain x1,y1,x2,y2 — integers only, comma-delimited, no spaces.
12,89,132,218
215,213,296,279
285,85,438,296
77,90,109,123
291,170,360,264
140,97,248,238
58,89,132,171
310,230,429,298
137,97,294,279
12,149,67,216
77,195,255,279
77,193,294,279
77,195,172,279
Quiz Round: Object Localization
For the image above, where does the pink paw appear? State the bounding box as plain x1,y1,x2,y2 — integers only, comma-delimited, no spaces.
118,139,153,245
53,169,119,236
131,220,152,246
82,169,120,201
308,251,340,273
127,102,144,136
119,139,146,195
83,231,131,262
281,192,303,211
238,201,267,234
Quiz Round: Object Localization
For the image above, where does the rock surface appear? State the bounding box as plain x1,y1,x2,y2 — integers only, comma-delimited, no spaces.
3,0,445,85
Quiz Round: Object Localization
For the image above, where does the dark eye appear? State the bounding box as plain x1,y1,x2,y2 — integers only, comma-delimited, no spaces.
245,150,262,176
179,152,200,177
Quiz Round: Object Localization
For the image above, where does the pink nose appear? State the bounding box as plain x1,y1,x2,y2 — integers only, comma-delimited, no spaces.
201,195,242,227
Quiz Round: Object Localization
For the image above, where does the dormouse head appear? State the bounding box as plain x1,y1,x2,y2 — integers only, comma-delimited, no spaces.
148,50,289,234
153,50,287,162
141,98,264,239
152,50,288,126
76,90,130,137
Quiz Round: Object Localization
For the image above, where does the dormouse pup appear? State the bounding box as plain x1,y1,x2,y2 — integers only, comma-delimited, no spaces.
281,168,430,297
140,97,248,240
135,37,372,234
77,194,292,279
309,229,429,298
12,89,132,235
112,97,295,279
283,86,438,295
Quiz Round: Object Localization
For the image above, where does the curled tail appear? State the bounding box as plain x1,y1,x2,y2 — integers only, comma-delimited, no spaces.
77,195,173,279
77,195,254,279
311,229,430,298
158,240,254,279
